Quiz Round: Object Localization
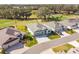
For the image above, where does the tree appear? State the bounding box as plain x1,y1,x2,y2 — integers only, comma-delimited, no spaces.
37,6,51,21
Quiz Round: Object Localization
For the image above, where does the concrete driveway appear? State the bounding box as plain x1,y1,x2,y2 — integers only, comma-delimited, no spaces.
36,37,50,44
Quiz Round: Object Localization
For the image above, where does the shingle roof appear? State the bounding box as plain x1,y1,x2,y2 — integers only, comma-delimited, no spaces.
59,19,79,27
0,27,20,48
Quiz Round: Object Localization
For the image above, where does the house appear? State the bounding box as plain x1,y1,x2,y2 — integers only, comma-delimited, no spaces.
26,23,53,37
44,21,65,35
59,18,79,30
0,27,24,49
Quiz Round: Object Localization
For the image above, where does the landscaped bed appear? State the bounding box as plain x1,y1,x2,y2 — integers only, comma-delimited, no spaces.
52,44,75,53
65,29,76,35
16,25,38,47
24,33,38,47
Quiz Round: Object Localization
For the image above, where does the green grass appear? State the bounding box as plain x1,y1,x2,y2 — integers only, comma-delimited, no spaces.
25,38,37,47
51,14,79,20
0,48,5,54
52,44,75,53
24,33,38,47
76,39,79,42
0,19,15,29
16,25,38,47
48,33,60,40
16,25,28,32
29,10,38,18
65,29,76,34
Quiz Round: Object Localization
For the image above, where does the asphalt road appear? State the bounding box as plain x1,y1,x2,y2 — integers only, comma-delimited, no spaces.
23,33,79,54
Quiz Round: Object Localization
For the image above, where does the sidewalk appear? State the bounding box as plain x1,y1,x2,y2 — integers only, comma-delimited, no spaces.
68,41,79,47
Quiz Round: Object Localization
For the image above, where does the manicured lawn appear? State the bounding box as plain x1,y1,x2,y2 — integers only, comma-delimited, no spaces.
48,32,61,40
76,39,79,42
65,29,76,35
52,44,75,53
52,14,79,20
0,19,15,29
48,34,60,40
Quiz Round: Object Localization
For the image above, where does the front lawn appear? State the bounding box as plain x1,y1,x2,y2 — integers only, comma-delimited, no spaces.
48,32,60,40
76,39,79,42
65,29,76,35
52,44,75,53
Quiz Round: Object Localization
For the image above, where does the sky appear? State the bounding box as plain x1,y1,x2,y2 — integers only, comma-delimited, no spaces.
0,0,79,4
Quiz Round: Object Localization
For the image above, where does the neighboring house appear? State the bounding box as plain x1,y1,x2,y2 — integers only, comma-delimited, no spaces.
44,21,66,35
0,27,24,49
68,48,79,54
59,18,79,29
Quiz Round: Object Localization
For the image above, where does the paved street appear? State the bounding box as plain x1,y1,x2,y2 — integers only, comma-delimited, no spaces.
40,49,54,54
23,33,79,54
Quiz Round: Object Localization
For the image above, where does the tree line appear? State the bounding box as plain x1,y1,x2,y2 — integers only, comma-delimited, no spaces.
0,4,79,20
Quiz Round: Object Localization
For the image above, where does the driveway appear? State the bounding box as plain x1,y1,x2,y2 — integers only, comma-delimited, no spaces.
60,32,70,38
23,33,79,54
36,37,50,43
74,28,79,33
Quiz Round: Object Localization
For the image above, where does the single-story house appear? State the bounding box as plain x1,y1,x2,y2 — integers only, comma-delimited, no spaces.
26,23,53,37
59,18,79,29
44,21,65,35
0,27,24,49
